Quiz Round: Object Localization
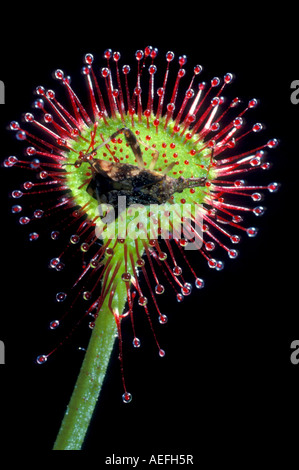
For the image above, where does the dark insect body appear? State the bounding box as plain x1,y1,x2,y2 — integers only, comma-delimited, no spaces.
78,127,208,209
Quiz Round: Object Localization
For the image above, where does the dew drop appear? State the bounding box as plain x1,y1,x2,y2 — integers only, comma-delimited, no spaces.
49,320,60,330
36,355,47,365
176,293,184,302
158,252,167,261
56,292,67,302
89,321,95,329
133,337,141,348
122,392,132,403
159,349,166,358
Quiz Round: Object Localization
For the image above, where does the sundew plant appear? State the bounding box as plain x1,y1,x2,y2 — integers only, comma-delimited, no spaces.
5,47,279,450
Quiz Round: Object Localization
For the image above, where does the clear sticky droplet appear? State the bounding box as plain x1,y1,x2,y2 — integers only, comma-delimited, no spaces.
173,266,182,276
49,320,60,330
205,241,215,251
159,349,166,358
159,252,167,261
251,192,262,201
136,258,145,267
70,234,80,244
19,216,30,225
49,257,60,268
159,314,168,324
232,215,243,223
181,282,192,296
121,272,131,282
138,296,148,307
247,227,258,237
56,292,67,302
36,355,47,365
133,337,141,348
268,182,279,193
55,262,65,271
12,190,23,199
253,206,265,216
89,259,99,269
216,260,224,271
11,205,22,214
176,293,184,302
195,278,205,289
51,231,60,240
23,181,34,191
34,209,44,218
29,232,39,241
228,249,238,259
155,284,165,295
122,392,132,403
230,235,240,244
83,291,92,301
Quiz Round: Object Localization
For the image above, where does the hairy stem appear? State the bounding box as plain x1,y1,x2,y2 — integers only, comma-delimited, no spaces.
53,297,118,450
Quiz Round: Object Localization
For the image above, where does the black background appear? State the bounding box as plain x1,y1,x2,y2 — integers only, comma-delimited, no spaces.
0,4,298,464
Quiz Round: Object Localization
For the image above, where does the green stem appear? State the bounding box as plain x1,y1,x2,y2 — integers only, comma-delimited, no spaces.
53,296,118,450
53,235,142,450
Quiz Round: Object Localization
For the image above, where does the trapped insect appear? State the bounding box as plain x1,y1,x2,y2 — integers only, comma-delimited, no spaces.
73,126,209,212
